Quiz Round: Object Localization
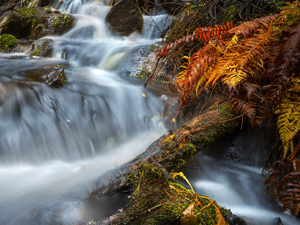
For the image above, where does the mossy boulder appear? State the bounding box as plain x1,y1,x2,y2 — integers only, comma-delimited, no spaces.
30,38,53,57
105,0,143,36
29,13,75,40
1,7,40,37
0,34,18,52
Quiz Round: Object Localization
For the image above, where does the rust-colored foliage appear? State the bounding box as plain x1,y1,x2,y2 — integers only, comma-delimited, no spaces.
156,21,234,59
267,23,300,108
265,157,300,217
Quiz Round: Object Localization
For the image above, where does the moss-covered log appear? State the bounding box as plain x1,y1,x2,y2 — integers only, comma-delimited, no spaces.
108,161,246,225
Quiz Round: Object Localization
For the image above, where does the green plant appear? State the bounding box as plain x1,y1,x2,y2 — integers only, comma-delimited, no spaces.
51,18,60,27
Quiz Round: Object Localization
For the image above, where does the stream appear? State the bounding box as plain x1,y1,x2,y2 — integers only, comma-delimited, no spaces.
0,1,299,225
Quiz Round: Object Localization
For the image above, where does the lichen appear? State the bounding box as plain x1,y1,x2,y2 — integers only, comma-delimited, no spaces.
0,34,18,52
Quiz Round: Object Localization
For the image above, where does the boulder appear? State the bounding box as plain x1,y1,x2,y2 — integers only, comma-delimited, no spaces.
29,38,53,57
29,13,75,40
105,0,143,36
1,7,40,37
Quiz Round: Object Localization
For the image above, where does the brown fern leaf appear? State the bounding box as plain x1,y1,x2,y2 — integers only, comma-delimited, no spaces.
265,158,300,217
156,21,234,59
267,23,300,110
229,97,257,124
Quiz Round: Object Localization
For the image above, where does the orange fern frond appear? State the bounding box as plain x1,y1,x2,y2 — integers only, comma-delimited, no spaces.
222,15,278,39
156,21,234,59
194,21,234,41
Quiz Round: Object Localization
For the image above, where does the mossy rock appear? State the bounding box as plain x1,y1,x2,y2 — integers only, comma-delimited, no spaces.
105,0,143,36
1,7,40,37
0,34,18,52
30,38,53,57
29,13,75,40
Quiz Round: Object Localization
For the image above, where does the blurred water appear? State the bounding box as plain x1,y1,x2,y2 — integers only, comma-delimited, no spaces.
0,1,173,224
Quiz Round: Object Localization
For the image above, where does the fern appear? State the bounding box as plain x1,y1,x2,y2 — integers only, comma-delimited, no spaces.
275,99,300,157
265,158,300,217
156,21,234,59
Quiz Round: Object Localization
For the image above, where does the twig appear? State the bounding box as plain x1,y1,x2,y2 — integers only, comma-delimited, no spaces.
141,6,162,34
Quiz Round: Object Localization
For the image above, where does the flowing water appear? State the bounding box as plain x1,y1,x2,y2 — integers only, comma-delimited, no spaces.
185,127,300,225
0,1,299,224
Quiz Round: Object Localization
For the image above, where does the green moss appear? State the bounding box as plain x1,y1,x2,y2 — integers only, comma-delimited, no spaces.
0,34,18,52
16,7,38,21
52,18,60,27
183,143,196,156
149,44,159,52
44,6,51,13
63,14,71,27
134,69,151,79
160,134,179,151
56,63,67,69
32,49,40,56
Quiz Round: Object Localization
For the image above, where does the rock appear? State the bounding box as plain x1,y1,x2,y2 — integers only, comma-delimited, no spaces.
29,13,75,40
105,0,143,36
0,34,18,52
0,11,13,29
45,68,66,87
1,7,40,37
111,0,155,14
272,217,284,225
30,38,53,57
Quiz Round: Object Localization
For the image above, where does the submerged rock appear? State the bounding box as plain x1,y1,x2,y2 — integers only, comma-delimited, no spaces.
29,13,75,40
24,65,67,87
105,0,143,36
45,68,66,87
30,38,53,57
